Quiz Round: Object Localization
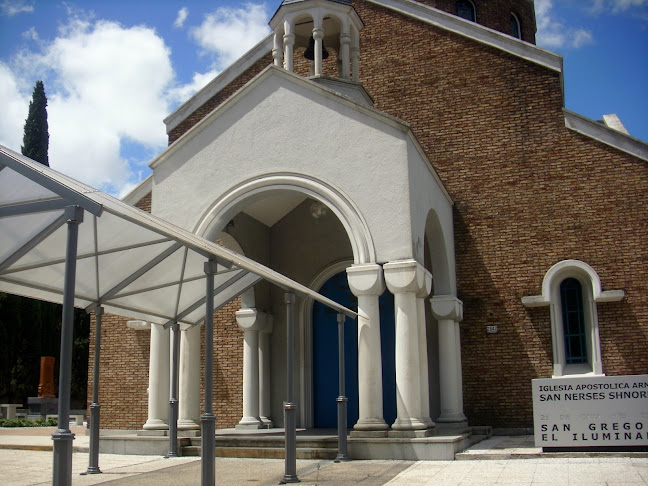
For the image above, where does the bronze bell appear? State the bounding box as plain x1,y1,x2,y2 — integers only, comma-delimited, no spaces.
304,36,329,60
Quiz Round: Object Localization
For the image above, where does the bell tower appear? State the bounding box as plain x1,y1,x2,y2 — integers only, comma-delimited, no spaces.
269,0,364,81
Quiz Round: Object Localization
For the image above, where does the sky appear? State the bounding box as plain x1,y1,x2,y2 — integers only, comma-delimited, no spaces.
0,0,646,198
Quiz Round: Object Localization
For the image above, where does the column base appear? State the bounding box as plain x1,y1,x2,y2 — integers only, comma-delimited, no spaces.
177,419,200,430
236,417,264,429
391,417,428,431
142,419,168,430
436,412,468,424
353,417,389,431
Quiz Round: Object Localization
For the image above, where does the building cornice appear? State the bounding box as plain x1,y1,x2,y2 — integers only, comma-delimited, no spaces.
122,174,153,205
564,110,648,162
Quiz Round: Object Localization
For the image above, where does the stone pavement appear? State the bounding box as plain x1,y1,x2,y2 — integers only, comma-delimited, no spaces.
1,427,647,485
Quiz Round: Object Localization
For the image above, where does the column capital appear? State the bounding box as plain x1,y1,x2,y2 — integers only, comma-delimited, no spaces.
383,260,425,294
235,308,268,332
430,295,463,321
417,268,432,299
346,264,385,297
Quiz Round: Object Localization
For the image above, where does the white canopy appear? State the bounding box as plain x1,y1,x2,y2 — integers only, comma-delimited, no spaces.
0,145,357,324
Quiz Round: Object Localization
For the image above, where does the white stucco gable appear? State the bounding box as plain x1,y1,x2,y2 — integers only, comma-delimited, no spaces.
149,65,452,266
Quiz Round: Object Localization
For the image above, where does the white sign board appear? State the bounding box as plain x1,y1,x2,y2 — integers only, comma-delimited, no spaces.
532,374,648,448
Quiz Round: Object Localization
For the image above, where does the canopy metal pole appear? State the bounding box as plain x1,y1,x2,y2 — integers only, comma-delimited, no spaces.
201,260,217,486
166,321,180,457
281,292,299,484
84,306,103,474
335,313,350,462
52,205,84,486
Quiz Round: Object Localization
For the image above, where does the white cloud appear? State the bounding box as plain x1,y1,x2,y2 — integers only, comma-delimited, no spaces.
191,3,270,70
3,17,175,195
1,0,33,17
168,69,221,105
0,62,28,151
21,26,39,41
535,0,594,49
590,0,648,12
0,3,274,196
174,7,189,29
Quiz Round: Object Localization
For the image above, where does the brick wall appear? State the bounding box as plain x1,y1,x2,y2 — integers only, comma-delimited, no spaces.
352,0,647,427
416,0,536,43
87,313,149,429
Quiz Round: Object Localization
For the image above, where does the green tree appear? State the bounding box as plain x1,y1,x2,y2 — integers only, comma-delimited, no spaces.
0,81,88,408
21,80,49,166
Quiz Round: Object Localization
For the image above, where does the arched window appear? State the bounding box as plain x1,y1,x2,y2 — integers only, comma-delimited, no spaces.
559,278,587,364
456,0,476,22
521,260,625,378
510,13,521,39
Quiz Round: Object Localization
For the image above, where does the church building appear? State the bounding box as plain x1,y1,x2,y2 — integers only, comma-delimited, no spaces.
92,0,648,453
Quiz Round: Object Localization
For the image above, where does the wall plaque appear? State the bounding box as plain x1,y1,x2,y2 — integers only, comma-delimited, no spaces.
532,374,648,448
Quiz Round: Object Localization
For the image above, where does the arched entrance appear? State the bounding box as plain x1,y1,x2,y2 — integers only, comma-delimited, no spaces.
312,271,397,428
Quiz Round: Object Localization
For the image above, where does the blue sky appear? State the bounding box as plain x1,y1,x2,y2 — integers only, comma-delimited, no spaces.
1,0,646,197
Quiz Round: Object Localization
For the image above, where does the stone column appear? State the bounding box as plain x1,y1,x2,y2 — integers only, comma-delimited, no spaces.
273,32,283,67
259,316,274,428
143,323,170,430
178,323,201,430
430,295,467,428
236,308,266,429
384,260,429,436
351,25,360,82
347,264,388,436
417,269,435,430
312,26,324,76
283,20,295,72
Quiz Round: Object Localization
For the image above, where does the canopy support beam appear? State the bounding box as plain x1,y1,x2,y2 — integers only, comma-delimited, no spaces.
52,205,84,486
166,321,181,458
281,292,299,484
0,198,68,218
201,260,217,486
335,313,350,462
0,213,67,273
83,306,103,475
87,242,183,312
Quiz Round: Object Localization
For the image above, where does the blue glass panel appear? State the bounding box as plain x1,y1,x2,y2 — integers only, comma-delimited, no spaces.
560,278,588,364
456,1,476,22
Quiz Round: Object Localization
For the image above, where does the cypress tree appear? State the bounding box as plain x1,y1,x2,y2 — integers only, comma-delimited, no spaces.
21,80,49,166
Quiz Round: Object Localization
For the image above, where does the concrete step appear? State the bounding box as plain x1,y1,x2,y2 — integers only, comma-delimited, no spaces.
182,444,337,459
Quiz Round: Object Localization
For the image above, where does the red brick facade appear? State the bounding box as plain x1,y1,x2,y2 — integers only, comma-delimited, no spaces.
93,0,647,430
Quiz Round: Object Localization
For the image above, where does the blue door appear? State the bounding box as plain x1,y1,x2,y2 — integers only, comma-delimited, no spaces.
313,271,396,428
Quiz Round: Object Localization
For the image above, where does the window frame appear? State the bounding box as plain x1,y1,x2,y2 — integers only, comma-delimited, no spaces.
510,12,522,39
522,260,625,378
456,0,476,23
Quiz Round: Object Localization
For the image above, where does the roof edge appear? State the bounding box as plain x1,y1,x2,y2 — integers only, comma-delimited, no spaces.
122,174,153,206
164,34,274,134
564,110,648,162
366,0,562,72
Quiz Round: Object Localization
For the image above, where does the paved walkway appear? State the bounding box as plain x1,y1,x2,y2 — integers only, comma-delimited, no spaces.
1,426,647,485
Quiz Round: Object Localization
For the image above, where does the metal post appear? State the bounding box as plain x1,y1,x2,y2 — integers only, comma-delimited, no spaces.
84,307,103,474
281,292,299,484
335,313,349,462
201,260,217,486
52,205,83,486
166,321,180,457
